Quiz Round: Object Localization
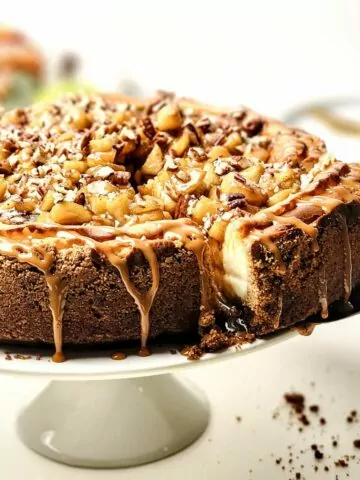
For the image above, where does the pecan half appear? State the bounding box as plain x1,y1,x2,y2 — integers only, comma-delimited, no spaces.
142,117,157,139
225,193,247,209
111,170,131,186
74,192,86,205
80,132,91,153
242,115,263,137
174,195,190,218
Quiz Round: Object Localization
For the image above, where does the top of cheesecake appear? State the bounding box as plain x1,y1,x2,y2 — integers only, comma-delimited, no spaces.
0,90,356,243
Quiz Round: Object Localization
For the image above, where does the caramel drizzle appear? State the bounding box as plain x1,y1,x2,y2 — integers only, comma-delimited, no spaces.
274,289,283,329
306,196,352,302
295,323,316,336
46,275,67,363
96,239,160,351
319,264,328,319
342,216,352,302
111,352,127,360
0,219,208,362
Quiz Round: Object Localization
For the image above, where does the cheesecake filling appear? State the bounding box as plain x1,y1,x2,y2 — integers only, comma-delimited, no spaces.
222,221,250,300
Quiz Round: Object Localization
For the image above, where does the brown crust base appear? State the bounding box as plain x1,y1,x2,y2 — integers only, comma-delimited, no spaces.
0,241,201,344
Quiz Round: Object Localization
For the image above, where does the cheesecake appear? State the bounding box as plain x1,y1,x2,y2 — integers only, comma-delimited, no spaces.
0,91,358,361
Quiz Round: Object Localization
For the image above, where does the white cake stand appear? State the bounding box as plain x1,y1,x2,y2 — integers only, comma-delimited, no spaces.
0,330,296,468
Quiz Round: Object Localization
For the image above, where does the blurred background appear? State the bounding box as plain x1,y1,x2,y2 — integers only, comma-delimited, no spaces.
1,0,360,156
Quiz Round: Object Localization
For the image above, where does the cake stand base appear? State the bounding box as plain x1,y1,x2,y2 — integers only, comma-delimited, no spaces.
16,374,210,468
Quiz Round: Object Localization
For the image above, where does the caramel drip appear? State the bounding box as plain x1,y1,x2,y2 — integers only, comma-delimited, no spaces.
274,289,283,329
46,275,66,363
190,240,214,322
137,346,151,357
0,235,66,362
111,352,127,360
96,239,160,349
342,216,352,302
295,323,316,336
319,264,328,319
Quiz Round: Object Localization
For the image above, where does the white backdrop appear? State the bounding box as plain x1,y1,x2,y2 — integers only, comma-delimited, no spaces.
2,0,360,116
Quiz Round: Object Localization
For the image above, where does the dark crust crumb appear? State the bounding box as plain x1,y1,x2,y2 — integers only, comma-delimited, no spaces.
315,450,324,460
275,458,282,465
284,392,305,413
181,328,255,360
312,445,324,460
235,416,242,423
4,352,12,360
335,458,349,468
181,345,202,360
309,404,319,413
199,328,235,352
14,353,31,360
299,414,310,426
353,439,360,449
235,332,256,345
347,410,358,423
324,466,329,471
296,473,301,479
319,417,326,425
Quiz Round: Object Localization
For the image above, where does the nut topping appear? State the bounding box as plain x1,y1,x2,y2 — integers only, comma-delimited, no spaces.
0,92,337,232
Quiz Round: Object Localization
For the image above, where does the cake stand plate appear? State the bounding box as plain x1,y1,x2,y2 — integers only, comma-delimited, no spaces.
0,329,296,468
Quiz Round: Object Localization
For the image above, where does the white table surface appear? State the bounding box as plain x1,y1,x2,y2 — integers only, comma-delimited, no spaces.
1,315,360,480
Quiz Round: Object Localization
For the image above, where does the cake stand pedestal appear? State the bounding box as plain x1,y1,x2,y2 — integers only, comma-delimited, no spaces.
16,375,209,468
0,329,295,468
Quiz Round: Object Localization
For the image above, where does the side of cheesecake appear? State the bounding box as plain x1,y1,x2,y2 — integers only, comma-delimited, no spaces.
223,162,360,334
0,91,358,360
0,241,201,345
